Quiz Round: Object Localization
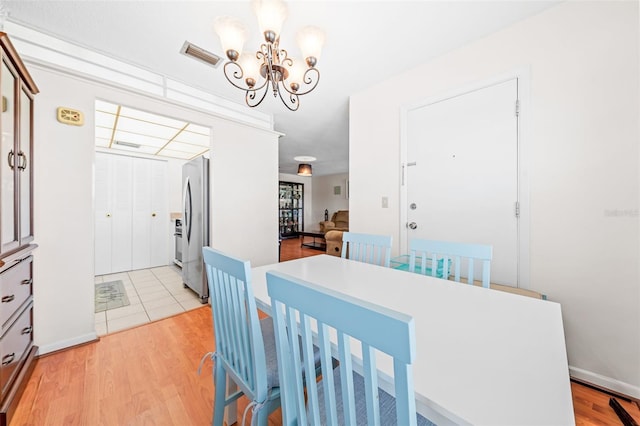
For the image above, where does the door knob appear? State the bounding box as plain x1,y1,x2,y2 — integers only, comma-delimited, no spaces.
106,213,111,217
152,213,156,217
408,222,417,230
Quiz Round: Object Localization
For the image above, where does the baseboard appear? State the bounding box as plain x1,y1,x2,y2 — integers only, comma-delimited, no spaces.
570,366,640,400
37,332,99,356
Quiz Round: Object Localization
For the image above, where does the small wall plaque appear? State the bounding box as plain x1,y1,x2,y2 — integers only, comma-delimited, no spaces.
56,107,84,126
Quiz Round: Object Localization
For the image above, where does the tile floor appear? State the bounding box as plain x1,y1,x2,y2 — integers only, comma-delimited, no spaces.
94,264,206,336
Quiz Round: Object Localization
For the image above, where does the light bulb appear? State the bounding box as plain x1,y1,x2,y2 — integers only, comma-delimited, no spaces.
237,52,263,86
214,16,248,59
297,26,324,64
252,0,287,40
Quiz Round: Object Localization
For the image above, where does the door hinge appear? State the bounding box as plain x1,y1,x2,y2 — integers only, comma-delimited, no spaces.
515,99,520,117
515,201,520,218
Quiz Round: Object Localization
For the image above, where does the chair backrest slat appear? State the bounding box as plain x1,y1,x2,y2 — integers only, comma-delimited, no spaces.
267,271,417,426
408,239,493,288
202,247,268,401
341,232,393,267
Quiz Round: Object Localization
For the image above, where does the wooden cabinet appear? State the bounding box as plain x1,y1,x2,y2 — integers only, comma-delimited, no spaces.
279,181,304,238
0,32,38,426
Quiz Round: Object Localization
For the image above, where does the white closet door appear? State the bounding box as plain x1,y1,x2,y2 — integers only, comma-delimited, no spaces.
110,155,133,273
95,153,168,274
131,157,168,269
149,160,168,267
131,157,151,270
94,153,112,276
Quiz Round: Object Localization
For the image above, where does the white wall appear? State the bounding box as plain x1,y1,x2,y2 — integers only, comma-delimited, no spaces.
312,173,349,225
350,1,639,397
279,173,313,232
31,64,279,354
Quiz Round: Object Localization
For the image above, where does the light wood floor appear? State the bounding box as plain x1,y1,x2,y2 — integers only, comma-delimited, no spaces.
11,238,640,425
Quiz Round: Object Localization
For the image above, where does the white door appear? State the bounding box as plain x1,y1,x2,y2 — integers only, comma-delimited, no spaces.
149,159,168,267
95,152,133,275
110,154,133,273
404,78,519,286
131,157,151,270
97,153,169,274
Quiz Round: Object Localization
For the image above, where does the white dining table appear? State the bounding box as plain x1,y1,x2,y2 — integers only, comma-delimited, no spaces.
251,254,574,425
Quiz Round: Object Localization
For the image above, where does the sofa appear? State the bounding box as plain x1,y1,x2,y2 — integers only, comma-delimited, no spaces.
319,210,349,233
320,210,349,257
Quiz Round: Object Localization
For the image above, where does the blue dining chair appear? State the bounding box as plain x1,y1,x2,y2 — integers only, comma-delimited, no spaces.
341,232,392,267
408,239,493,288
267,270,434,426
201,247,281,426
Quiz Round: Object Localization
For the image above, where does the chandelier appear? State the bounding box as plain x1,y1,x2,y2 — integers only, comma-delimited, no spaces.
214,0,324,111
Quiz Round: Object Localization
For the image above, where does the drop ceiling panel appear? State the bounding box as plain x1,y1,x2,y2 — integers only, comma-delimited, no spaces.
95,111,116,128
115,116,180,140
185,123,210,135
159,141,205,154
156,149,199,160
95,99,119,114
94,100,210,160
173,132,210,147
95,126,113,140
112,145,158,155
112,131,166,148
119,106,187,128
96,137,110,147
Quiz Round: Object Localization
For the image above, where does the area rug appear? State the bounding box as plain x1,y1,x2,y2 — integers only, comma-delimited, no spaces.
95,280,130,313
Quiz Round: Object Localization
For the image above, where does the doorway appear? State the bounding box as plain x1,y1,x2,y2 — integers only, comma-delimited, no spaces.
93,99,211,275
400,74,529,288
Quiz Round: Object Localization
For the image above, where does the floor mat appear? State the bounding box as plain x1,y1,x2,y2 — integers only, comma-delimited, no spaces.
95,280,130,313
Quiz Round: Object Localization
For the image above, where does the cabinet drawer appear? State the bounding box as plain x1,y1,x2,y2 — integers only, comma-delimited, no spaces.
0,303,32,398
0,256,32,333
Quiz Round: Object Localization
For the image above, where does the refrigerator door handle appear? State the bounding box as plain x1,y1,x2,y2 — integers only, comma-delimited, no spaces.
184,177,193,243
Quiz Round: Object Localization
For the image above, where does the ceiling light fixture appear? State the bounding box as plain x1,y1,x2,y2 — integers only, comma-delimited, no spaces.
297,163,312,176
214,0,324,111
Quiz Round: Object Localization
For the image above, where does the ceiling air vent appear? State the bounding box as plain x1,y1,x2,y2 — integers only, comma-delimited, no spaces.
114,140,141,149
180,41,223,69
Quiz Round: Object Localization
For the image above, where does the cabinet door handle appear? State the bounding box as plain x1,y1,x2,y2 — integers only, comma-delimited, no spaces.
21,278,32,286
17,151,27,171
21,326,32,335
1,295,15,303
152,213,156,217
2,353,15,365
7,150,14,170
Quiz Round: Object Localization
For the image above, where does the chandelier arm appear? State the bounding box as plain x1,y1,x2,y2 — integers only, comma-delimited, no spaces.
282,68,320,96
277,82,300,111
222,61,251,91
246,83,269,108
279,49,291,65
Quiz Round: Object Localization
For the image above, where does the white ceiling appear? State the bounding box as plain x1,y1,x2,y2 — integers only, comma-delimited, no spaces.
4,0,558,176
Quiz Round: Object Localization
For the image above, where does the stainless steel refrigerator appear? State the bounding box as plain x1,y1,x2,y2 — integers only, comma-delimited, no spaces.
182,156,209,303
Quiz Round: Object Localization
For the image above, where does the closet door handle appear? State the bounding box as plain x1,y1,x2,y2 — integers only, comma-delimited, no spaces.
2,353,14,365
7,150,14,170
17,151,27,171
